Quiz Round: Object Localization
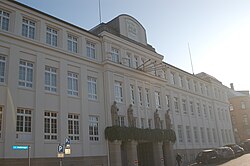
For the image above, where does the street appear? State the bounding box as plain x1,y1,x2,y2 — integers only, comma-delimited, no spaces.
190,153,250,166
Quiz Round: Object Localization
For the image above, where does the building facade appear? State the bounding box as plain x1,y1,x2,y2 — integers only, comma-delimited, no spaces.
228,85,250,143
0,1,235,166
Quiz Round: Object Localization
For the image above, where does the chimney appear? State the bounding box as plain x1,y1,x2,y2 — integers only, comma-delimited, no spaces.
230,83,234,90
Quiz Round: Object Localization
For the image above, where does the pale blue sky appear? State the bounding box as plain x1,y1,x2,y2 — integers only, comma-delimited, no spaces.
17,0,250,91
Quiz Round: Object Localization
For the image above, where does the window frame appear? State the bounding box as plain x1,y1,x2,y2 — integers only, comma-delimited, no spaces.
18,60,33,88
67,34,78,53
89,116,99,141
114,81,123,103
44,111,57,140
0,55,6,83
22,17,36,39
68,114,80,141
0,10,10,31
16,108,32,133
111,47,119,63
88,76,97,100
45,65,57,93
86,41,96,59
67,71,79,96
46,26,58,47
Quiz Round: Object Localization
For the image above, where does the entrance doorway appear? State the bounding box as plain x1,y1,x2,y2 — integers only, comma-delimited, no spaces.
137,142,154,166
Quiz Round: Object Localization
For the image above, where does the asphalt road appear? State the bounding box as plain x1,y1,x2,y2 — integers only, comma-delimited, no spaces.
190,153,250,166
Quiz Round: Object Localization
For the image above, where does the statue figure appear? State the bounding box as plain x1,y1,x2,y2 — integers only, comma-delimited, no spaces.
111,101,119,126
127,104,134,127
154,109,160,129
165,110,171,129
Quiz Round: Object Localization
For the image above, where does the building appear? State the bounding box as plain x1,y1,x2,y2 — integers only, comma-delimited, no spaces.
228,84,250,143
0,1,235,166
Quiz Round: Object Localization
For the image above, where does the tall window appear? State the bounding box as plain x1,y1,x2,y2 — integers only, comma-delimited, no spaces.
177,125,184,143
187,79,191,90
241,101,246,109
86,41,96,59
134,56,139,68
16,108,32,133
170,72,175,84
118,116,125,127
0,10,9,31
155,91,161,109
221,129,225,143
114,81,123,102
145,88,150,107
207,128,212,143
193,126,199,143
88,76,97,100
179,75,184,87
243,114,249,126
203,104,207,118
45,66,57,92
212,128,217,143
190,101,194,115
0,55,6,83
67,72,78,96
68,114,80,141
174,97,179,113
166,95,170,109
127,53,132,67
186,126,192,143
0,107,2,138
197,103,201,117
89,116,99,141
130,85,135,105
141,118,145,129
138,87,143,106
111,47,119,63
209,106,213,119
67,34,78,53
44,111,57,140
182,99,187,114
148,119,152,129
194,81,197,92
200,127,205,143
46,27,57,47
19,60,33,88
22,18,35,39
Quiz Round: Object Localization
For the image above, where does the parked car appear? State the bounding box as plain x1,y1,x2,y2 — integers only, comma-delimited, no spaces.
224,144,244,156
241,139,250,152
215,146,235,160
195,149,219,164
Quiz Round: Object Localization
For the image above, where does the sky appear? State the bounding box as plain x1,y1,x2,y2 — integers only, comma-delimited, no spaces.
16,0,250,91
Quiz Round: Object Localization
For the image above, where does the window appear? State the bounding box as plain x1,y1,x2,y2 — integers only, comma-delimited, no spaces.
0,55,6,83
229,104,234,111
193,126,199,143
118,116,125,127
46,27,57,46
68,114,80,141
138,87,143,106
190,101,194,115
212,128,217,143
18,60,33,88
16,108,32,133
241,101,246,109
148,119,152,129
141,118,145,129
45,66,57,92
44,111,57,140
194,81,197,92
127,53,132,67
182,99,187,114
155,91,161,109
221,129,225,143
130,85,135,105
187,79,191,90
203,104,207,118
209,106,213,119
174,97,179,113
200,127,205,143
134,56,139,68
86,41,96,59
67,72,78,96
111,47,119,63
67,34,77,53
89,116,99,141
170,72,175,84
22,18,35,39
179,75,184,87
177,125,184,143
200,83,204,94
114,81,123,102
145,89,150,107
207,128,212,143
186,126,192,143
197,103,201,117
0,10,9,31
88,76,97,100
0,107,2,138
166,95,170,109
243,114,249,126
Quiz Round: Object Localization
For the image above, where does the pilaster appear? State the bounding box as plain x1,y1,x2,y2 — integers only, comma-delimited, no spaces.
109,140,122,166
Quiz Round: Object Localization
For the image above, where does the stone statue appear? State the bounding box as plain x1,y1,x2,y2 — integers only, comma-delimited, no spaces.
165,110,171,129
154,109,160,129
111,101,119,126
127,104,134,127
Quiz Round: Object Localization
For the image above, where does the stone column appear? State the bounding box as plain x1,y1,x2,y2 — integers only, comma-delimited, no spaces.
126,141,138,166
153,142,164,166
109,140,122,166
163,142,175,166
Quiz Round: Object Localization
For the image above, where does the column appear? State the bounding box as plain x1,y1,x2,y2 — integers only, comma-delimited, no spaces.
109,140,122,166
126,141,138,166
153,142,164,166
163,142,175,166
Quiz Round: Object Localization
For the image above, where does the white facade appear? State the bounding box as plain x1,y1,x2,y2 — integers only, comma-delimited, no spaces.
0,1,234,165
